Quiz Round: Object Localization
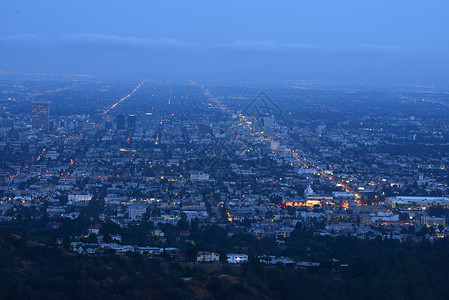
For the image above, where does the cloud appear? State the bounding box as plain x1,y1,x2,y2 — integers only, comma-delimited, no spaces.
216,40,405,56
0,34,52,45
0,33,39,41
58,33,197,49
216,40,321,52
0,34,427,57
0,33,196,50
342,43,403,54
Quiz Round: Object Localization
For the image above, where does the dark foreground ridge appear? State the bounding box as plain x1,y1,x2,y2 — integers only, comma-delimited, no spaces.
0,228,274,299
2,228,449,299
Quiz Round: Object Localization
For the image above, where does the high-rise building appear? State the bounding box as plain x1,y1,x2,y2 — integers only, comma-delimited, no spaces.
263,116,275,128
116,114,125,130
128,114,137,129
32,102,50,130
104,120,113,130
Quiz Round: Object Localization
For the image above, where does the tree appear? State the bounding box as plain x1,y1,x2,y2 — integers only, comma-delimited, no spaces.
177,214,189,231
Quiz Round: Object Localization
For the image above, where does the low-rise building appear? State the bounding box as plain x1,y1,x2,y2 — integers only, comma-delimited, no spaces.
387,196,449,209
227,254,248,264
421,216,446,227
197,251,220,262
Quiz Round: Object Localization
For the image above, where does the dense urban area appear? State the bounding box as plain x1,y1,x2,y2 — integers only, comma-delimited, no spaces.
1,72,449,299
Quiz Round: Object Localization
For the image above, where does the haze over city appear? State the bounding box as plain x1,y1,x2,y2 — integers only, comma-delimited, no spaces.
1,0,449,84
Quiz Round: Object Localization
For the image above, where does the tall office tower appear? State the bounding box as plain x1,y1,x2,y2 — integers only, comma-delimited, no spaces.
116,114,125,130
263,115,275,133
104,120,113,130
32,102,50,130
263,116,275,128
128,114,136,129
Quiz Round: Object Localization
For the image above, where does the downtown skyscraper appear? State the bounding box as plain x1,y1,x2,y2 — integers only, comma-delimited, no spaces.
32,102,50,130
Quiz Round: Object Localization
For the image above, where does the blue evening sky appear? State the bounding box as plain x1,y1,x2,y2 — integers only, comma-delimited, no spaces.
1,0,448,84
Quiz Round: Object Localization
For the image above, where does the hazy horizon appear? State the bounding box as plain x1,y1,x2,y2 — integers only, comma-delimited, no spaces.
1,0,448,86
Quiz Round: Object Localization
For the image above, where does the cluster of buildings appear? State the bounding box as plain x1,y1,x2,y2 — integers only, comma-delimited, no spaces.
1,79,449,262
